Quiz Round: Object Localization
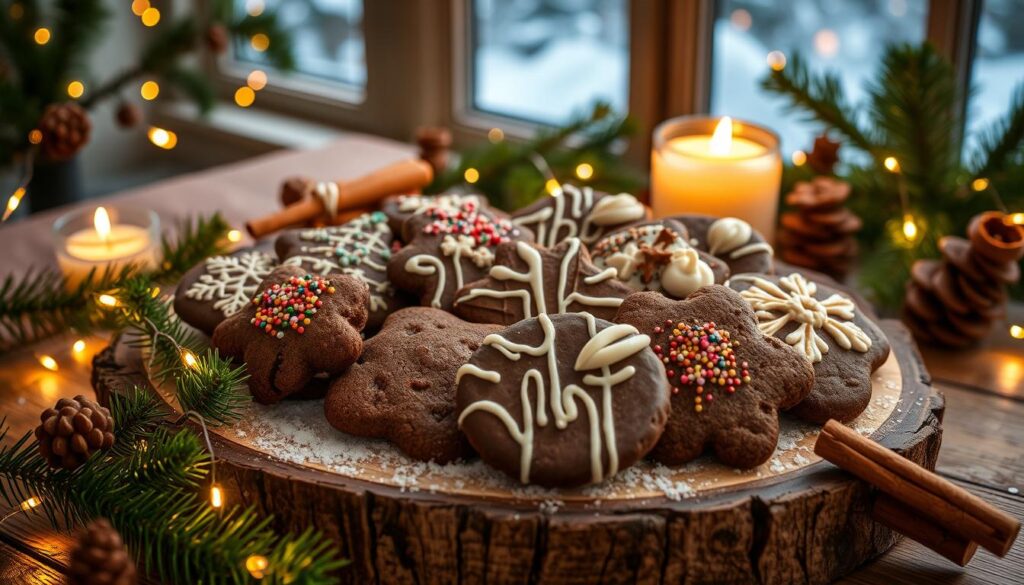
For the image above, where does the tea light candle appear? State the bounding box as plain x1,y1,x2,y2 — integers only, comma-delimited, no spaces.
54,206,159,287
651,116,782,242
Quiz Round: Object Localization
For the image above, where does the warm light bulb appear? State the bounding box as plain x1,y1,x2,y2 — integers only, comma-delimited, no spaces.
575,163,594,180
884,157,900,173
463,168,480,184
234,87,256,108
227,229,243,243
766,50,786,71
147,127,177,149
141,7,160,27
1009,213,1024,225
250,33,270,52
791,150,807,166
38,355,58,371
1011,325,1024,339
93,207,111,241
246,0,265,17
246,555,269,579
67,81,85,99
28,129,42,144
487,128,504,143
131,0,149,16
902,214,919,242
20,496,42,511
246,70,267,91
98,294,119,308
971,177,989,192
72,339,86,354
545,178,561,195
181,349,199,370
210,485,224,508
140,80,160,100
3,187,24,221
33,28,50,45
709,117,733,157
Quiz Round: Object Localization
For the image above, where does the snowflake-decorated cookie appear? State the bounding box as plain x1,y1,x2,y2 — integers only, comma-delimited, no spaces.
325,308,501,463
457,312,670,487
387,200,534,311
173,248,277,335
590,219,729,299
275,211,407,331
211,265,368,404
452,238,634,325
728,272,890,423
670,214,774,275
511,183,648,247
614,286,814,469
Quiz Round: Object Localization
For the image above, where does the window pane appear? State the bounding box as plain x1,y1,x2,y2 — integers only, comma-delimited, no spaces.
233,0,366,88
710,0,927,154
965,0,1024,150
470,0,629,125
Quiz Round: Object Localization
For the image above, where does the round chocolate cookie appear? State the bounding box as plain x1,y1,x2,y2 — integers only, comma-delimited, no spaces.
510,184,648,247
174,247,277,335
456,312,669,487
590,219,729,299
325,308,500,463
728,272,891,423
670,214,774,275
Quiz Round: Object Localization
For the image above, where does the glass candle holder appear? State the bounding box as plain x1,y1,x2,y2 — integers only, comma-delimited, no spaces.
53,205,160,288
651,116,782,242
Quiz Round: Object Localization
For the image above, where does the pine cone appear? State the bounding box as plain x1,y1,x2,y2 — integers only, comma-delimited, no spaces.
38,102,92,161
115,103,142,128
205,24,229,54
35,395,114,470
777,176,861,280
807,133,841,175
904,212,1024,347
68,518,136,585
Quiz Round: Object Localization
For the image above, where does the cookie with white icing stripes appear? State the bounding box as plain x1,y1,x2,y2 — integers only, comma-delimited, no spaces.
590,219,729,299
452,237,634,325
669,214,774,275
275,211,407,331
381,193,487,235
728,272,890,423
387,200,533,311
174,247,277,335
456,312,670,487
614,286,813,469
510,184,648,248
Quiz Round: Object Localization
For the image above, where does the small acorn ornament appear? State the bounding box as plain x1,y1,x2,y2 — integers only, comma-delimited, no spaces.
204,24,229,54
35,395,115,470
37,102,92,161
68,518,137,585
115,102,142,128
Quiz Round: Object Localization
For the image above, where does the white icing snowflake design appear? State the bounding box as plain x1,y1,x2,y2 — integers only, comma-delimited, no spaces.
184,251,276,317
734,273,871,363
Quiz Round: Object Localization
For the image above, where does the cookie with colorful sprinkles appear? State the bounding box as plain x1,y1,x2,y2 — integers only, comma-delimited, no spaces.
211,265,368,404
614,286,814,468
387,199,533,311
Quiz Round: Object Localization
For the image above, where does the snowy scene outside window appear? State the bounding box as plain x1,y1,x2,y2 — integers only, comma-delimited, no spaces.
966,0,1024,151
469,0,629,125
710,0,927,155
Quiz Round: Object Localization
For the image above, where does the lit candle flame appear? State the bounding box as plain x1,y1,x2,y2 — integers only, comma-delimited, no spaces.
709,117,733,157
94,207,111,242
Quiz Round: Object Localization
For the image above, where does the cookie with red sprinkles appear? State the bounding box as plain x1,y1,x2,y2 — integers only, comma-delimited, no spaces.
614,286,814,469
212,265,369,404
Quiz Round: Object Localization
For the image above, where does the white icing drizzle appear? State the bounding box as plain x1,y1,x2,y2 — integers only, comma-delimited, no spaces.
405,255,445,308
731,273,872,363
184,250,275,317
660,248,715,298
456,364,501,385
457,313,649,484
453,238,625,318
396,193,479,213
707,217,774,259
513,185,644,247
406,234,496,308
315,181,341,218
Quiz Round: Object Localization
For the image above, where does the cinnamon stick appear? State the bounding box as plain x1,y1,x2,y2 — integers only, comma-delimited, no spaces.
815,420,1020,558
872,493,978,566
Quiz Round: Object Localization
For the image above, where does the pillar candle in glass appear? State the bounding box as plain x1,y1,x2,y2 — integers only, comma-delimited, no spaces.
651,116,782,242
53,206,159,288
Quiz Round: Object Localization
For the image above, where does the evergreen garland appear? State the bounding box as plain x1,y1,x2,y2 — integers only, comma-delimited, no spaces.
0,390,346,584
762,43,1024,308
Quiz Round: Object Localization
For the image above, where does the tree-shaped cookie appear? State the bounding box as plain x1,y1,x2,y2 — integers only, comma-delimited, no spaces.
729,273,890,423
453,237,634,325
511,183,648,247
614,287,814,469
387,200,533,311
325,308,500,463
457,312,669,487
211,265,368,404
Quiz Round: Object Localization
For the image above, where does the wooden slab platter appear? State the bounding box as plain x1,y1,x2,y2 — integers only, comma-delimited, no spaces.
92,320,942,585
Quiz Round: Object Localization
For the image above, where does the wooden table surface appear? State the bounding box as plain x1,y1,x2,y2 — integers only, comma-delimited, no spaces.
0,137,1021,584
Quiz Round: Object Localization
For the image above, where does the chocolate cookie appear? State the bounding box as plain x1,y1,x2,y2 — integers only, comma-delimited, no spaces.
174,248,277,335
728,273,889,423
670,215,774,275
591,220,730,299
325,308,500,463
275,211,405,331
457,312,670,487
511,184,648,247
387,200,533,311
380,193,484,235
453,237,634,325
614,287,814,468
211,265,368,404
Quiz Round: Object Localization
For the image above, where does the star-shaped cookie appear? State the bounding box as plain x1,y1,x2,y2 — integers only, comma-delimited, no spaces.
452,237,634,325
614,286,814,468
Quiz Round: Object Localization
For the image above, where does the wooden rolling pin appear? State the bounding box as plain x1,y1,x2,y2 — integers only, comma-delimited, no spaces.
246,159,433,238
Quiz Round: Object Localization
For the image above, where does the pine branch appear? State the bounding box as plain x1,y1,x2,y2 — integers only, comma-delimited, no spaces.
108,387,166,456
51,0,108,85
153,213,232,282
970,83,1024,181
176,350,249,427
230,13,296,71
163,66,216,114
